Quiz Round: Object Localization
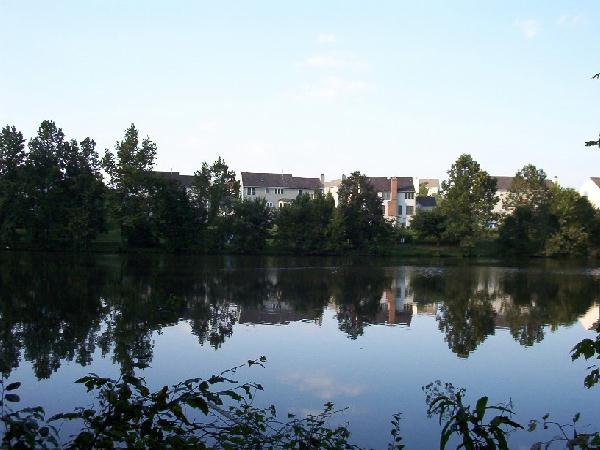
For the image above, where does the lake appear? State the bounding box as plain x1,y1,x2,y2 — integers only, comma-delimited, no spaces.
0,253,598,448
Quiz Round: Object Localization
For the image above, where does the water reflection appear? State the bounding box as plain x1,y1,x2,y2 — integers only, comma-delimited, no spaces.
0,253,598,379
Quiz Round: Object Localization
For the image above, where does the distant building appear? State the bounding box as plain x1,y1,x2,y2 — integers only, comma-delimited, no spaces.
580,177,600,209
240,172,323,208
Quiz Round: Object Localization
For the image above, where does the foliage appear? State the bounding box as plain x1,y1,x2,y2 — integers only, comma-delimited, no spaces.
337,172,389,251
103,124,157,247
0,358,393,449
150,178,196,250
505,164,551,211
274,192,336,254
190,157,240,251
410,208,447,244
229,199,272,253
571,323,600,389
440,154,497,250
0,126,26,246
528,413,600,449
423,380,523,450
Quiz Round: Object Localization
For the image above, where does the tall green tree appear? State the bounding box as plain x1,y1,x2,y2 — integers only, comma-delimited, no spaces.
229,199,272,253
440,154,497,249
337,171,388,251
103,124,157,247
505,164,551,210
190,157,240,251
274,192,335,254
0,126,26,245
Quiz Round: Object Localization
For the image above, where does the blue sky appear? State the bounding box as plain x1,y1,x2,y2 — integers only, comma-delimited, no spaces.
1,1,599,187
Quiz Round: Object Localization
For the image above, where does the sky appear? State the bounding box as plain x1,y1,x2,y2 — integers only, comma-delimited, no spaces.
1,1,599,188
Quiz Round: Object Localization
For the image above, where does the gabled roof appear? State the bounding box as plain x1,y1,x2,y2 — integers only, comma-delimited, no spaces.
241,172,322,189
368,177,414,192
416,196,436,208
591,177,600,189
152,171,195,188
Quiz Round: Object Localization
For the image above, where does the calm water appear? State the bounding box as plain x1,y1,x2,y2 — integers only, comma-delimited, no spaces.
0,253,599,448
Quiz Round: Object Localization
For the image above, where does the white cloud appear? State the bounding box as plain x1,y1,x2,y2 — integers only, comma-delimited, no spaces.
558,14,586,28
291,76,371,100
280,372,365,400
317,33,337,44
514,18,540,39
297,52,367,69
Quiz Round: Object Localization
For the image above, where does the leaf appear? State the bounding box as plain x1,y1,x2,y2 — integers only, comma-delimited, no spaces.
4,393,20,402
475,396,488,421
5,382,21,391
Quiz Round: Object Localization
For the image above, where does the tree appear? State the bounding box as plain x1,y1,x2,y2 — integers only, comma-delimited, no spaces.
505,164,551,211
337,172,387,251
190,157,240,251
150,178,196,250
274,192,335,254
410,209,447,245
103,124,157,247
23,121,105,247
440,154,497,249
0,126,26,245
229,199,272,253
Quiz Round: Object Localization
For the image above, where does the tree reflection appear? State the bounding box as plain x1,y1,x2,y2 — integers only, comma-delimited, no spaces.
0,254,597,377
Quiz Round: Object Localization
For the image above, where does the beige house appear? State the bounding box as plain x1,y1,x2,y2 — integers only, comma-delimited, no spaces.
492,176,555,215
240,172,323,207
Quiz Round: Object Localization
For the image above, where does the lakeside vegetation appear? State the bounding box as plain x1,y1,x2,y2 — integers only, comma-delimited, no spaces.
1,121,600,257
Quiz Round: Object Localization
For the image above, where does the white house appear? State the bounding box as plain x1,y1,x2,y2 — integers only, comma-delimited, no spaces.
580,177,600,209
240,172,323,208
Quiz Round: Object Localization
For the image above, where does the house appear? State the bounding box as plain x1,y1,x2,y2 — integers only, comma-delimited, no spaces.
325,176,418,226
580,177,600,209
240,172,324,208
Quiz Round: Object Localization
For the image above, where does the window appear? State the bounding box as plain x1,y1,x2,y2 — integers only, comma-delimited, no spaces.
274,188,284,195
406,206,414,215
267,202,273,207
266,187,270,193
298,189,303,195
246,187,255,196
405,192,414,200
398,205,403,216
382,191,390,200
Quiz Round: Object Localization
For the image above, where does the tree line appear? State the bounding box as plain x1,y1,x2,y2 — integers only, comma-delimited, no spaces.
1,120,599,256
410,154,600,256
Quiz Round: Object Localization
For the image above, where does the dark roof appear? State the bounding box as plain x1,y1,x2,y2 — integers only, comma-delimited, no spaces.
419,178,440,188
416,196,436,208
591,177,600,189
492,176,554,191
152,171,195,188
241,172,322,189
368,177,414,193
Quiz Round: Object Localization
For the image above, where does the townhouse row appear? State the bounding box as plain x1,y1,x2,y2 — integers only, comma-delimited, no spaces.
155,170,600,227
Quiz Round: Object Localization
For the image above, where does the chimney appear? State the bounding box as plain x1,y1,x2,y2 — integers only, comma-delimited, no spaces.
320,174,325,186
342,174,346,181
388,177,398,218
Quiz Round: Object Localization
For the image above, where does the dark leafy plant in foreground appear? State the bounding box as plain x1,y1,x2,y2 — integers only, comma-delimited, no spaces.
571,323,600,389
1,357,404,449
423,380,523,449
528,413,600,449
